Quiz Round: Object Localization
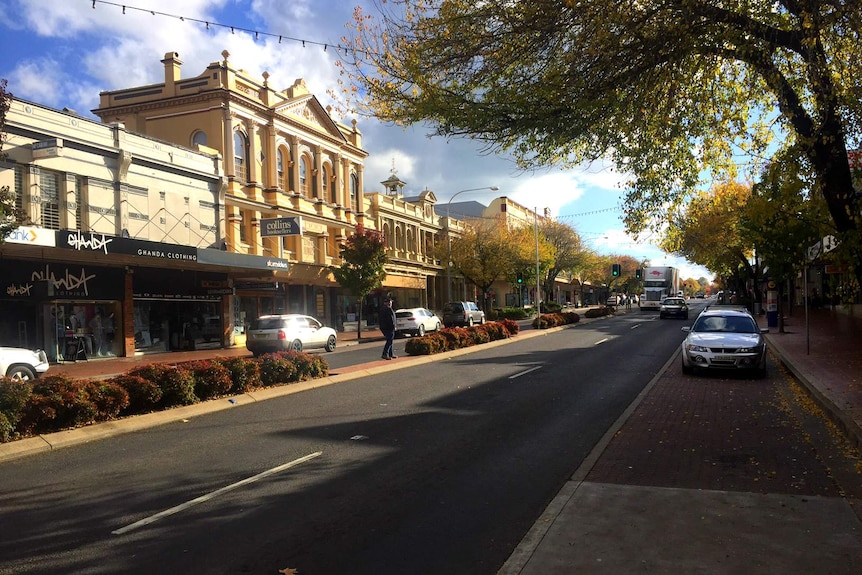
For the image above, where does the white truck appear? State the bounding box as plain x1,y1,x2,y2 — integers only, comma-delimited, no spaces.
640,266,680,311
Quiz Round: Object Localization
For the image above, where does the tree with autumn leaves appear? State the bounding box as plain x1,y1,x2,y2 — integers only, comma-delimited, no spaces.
340,1,862,287
330,224,388,341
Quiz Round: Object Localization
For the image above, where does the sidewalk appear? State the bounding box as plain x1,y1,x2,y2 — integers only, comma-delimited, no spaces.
499,305,862,574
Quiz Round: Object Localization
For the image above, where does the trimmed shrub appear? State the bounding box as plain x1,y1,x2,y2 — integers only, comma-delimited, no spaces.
0,377,33,442
584,306,614,318
127,364,197,408
217,356,262,393
182,359,233,400
467,325,492,345
111,374,162,414
500,318,520,336
532,311,580,329
404,332,447,355
16,375,128,435
259,353,299,386
487,307,530,320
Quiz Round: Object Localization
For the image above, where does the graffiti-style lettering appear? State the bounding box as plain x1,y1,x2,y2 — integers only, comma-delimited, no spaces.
31,265,96,296
6,283,33,297
66,230,113,254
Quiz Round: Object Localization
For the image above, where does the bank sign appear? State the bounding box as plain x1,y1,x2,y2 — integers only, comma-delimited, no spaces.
3,226,56,247
259,216,302,237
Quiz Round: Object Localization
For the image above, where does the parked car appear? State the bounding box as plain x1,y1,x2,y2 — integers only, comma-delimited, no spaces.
606,294,621,306
0,347,50,381
441,301,485,328
395,307,441,337
659,297,689,319
245,314,337,356
680,308,768,377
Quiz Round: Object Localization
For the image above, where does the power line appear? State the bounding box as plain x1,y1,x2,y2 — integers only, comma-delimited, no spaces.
90,0,340,52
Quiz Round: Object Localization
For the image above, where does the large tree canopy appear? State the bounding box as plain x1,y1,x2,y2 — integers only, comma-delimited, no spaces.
342,1,862,278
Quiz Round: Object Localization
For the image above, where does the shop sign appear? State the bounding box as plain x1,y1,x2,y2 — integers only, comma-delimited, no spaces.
57,230,198,262
260,216,302,237
197,247,290,271
2,262,124,300
32,138,63,158
3,225,56,246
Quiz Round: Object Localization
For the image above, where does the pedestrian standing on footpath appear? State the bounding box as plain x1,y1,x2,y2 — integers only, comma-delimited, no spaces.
379,297,397,360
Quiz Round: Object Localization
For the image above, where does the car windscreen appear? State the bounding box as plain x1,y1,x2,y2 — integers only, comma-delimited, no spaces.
250,318,286,330
692,315,757,333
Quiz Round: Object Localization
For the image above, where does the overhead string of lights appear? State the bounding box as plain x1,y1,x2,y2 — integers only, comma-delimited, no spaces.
90,0,342,53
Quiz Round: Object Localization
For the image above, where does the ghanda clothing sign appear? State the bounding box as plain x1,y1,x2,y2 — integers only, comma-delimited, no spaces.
2,261,124,300
56,230,198,262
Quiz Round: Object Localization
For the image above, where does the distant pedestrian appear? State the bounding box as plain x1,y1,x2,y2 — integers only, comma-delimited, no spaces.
379,297,397,360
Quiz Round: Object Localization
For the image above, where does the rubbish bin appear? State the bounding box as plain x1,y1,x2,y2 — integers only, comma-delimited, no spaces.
766,290,778,328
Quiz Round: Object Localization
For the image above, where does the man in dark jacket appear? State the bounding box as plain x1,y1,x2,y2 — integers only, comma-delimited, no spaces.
379,297,397,359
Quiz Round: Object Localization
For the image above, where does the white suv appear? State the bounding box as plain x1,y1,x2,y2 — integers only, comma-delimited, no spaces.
0,347,50,381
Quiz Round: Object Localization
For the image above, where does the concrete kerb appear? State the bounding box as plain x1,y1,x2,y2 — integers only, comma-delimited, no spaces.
0,312,615,464
764,333,862,450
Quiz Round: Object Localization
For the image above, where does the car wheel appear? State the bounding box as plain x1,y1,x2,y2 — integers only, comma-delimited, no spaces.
468,317,474,327
681,358,693,375
418,324,425,337
7,365,36,381
324,335,336,352
480,316,485,325
683,313,688,319
434,322,441,332
289,339,303,352
660,313,665,319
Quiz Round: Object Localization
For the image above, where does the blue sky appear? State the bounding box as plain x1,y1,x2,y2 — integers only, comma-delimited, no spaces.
0,0,712,282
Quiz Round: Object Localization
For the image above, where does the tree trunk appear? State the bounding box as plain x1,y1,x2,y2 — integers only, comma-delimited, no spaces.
357,297,363,343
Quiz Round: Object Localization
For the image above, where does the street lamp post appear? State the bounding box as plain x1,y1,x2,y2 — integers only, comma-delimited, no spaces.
445,186,499,302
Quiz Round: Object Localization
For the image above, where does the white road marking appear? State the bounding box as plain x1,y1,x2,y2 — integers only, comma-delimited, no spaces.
112,451,323,535
509,366,542,379
594,338,609,345
630,324,641,330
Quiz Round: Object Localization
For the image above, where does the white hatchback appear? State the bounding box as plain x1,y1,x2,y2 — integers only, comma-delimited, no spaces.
395,308,442,337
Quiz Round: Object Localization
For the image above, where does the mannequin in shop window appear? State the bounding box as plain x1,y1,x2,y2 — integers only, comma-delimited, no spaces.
89,309,105,356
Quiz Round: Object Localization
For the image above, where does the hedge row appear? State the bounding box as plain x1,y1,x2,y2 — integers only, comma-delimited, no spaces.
0,351,328,443
403,319,520,355
583,306,616,318
531,311,581,329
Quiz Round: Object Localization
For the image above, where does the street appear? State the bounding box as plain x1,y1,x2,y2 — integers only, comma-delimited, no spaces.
1,303,859,574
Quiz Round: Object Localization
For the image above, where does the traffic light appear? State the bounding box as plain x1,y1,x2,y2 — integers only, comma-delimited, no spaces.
635,268,642,279
516,272,523,284
612,263,621,277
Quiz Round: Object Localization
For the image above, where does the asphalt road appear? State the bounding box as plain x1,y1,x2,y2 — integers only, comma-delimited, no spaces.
2,306,697,574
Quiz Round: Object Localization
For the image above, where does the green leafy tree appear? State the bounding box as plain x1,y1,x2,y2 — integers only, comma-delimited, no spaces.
330,224,388,341
742,147,831,327
341,1,862,286
0,79,22,244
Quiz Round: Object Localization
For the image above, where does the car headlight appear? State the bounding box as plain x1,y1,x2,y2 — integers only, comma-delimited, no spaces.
685,343,709,353
737,345,764,353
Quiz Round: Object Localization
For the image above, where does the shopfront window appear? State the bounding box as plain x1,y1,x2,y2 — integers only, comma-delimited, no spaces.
49,301,122,362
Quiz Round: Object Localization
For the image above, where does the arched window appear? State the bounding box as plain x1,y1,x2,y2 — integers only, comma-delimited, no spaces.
276,148,287,190
233,131,249,184
299,156,309,196
350,173,359,212
192,130,207,148
321,165,329,202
